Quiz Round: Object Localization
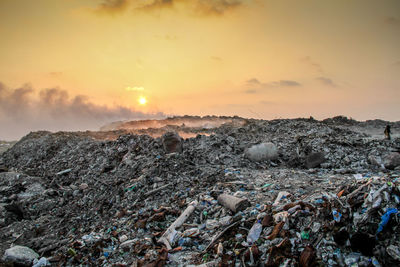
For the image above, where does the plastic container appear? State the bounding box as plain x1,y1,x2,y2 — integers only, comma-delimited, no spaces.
247,220,262,244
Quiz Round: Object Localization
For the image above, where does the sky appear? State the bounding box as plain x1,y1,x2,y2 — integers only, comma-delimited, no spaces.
0,0,399,140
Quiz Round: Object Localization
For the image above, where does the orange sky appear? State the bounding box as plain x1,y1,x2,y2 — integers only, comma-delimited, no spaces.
0,0,399,139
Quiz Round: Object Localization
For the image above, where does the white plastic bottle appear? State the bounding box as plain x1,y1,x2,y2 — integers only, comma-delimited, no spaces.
247,220,262,244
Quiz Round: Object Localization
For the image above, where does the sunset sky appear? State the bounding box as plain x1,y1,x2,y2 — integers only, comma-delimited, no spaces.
0,0,399,139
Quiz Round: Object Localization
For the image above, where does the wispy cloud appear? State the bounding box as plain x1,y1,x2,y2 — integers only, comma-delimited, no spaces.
137,0,174,12
384,16,400,26
244,89,257,94
92,0,245,16
0,82,165,140
48,72,63,78
246,78,261,85
155,34,178,41
126,86,144,91
259,100,274,105
95,0,129,15
268,80,301,87
211,56,222,61
246,78,301,88
316,76,337,87
244,78,301,94
301,56,323,73
194,0,242,16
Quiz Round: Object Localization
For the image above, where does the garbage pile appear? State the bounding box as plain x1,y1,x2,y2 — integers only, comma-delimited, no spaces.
0,115,399,266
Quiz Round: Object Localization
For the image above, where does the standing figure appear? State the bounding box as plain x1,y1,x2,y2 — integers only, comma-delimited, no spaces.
384,125,391,140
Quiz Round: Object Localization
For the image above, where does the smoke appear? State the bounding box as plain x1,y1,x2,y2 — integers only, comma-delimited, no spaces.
0,82,165,140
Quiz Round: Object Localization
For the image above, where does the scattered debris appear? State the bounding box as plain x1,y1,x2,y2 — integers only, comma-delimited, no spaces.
0,116,399,266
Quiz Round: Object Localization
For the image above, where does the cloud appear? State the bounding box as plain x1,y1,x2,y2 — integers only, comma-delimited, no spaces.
211,56,222,61
246,78,301,88
384,16,400,26
194,0,242,16
125,86,144,91
0,82,165,140
244,78,301,94
93,0,245,16
316,76,337,87
246,78,261,85
137,0,174,12
95,0,129,15
270,80,301,87
244,89,257,94
259,100,274,105
301,56,323,73
48,72,63,78
155,34,178,41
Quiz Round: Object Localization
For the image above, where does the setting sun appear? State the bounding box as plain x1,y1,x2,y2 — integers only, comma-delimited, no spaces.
138,96,147,106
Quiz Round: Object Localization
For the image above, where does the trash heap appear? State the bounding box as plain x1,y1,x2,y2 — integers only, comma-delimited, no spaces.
0,116,399,266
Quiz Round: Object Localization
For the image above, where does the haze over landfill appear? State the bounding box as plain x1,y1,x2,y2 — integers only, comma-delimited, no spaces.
0,0,400,140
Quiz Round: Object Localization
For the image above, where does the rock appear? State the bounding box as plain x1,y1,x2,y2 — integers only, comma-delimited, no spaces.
161,132,183,154
245,142,278,162
17,183,45,199
2,245,39,266
305,152,325,168
0,165,8,173
384,152,400,170
368,155,382,167
119,234,128,243
79,183,89,190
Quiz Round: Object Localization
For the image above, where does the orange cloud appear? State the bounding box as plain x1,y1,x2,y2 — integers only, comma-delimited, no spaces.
93,0,245,16
95,0,129,15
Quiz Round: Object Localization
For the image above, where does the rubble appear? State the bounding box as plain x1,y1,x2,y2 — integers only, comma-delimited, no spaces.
245,143,278,162
0,115,399,266
305,152,326,169
161,132,183,154
2,245,39,266
384,152,400,170
217,194,250,213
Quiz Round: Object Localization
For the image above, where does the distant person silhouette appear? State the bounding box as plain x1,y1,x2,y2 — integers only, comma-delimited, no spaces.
384,125,391,140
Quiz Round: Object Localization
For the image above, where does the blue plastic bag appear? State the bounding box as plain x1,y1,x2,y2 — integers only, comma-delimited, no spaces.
376,208,398,234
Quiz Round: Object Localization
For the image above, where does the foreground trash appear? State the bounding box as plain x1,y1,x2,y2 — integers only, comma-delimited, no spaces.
0,115,399,266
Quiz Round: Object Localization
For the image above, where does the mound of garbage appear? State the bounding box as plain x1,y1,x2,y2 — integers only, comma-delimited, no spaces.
0,116,399,266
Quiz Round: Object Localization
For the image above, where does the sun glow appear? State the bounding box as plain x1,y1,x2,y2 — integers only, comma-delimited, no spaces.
138,96,147,105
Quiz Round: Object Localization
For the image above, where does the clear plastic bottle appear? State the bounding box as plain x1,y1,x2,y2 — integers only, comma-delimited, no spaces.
247,220,262,244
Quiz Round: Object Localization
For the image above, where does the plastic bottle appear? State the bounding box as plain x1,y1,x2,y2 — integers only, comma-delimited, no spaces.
247,220,262,244
32,257,50,267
